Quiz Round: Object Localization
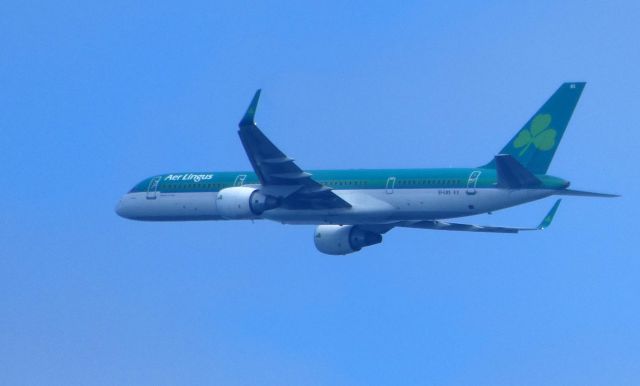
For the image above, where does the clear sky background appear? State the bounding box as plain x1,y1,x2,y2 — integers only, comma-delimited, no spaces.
1,1,639,385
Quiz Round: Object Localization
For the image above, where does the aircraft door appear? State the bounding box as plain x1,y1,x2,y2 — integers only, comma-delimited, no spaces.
146,176,161,200
386,176,396,194
234,174,247,186
466,171,481,195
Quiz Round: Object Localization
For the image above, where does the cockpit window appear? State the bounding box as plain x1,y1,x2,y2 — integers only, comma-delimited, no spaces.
128,179,149,193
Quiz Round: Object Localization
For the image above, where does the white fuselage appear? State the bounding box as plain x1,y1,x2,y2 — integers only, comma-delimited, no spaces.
115,188,554,224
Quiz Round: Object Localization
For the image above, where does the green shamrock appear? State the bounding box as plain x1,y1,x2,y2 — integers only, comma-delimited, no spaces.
513,114,556,156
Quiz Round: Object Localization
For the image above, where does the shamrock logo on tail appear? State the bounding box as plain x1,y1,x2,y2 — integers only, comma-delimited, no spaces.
513,114,556,156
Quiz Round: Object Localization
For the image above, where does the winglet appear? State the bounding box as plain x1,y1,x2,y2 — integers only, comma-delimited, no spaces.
537,199,561,230
239,89,261,128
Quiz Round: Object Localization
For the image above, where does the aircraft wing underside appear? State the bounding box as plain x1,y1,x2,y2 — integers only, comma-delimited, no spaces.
360,199,562,235
238,90,351,209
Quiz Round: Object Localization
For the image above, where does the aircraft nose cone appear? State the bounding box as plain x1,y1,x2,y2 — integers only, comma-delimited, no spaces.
115,197,130,219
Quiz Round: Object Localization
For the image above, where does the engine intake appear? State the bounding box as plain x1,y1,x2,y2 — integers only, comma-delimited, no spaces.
314,225,383,255
216,187,279,219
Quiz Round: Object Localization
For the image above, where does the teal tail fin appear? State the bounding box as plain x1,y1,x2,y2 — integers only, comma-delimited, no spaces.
483,82,586,174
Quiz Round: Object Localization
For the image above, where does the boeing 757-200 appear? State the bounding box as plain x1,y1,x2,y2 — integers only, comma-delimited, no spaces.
116,83,616,255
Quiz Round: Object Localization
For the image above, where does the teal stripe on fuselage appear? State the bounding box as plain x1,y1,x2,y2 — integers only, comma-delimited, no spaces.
129,169,569,194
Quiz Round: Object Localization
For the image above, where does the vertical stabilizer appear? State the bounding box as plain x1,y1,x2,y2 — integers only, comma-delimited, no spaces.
483,83,585,174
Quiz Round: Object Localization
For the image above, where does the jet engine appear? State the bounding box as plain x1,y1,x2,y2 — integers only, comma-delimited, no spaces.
314,225,383,255
216,186,279,219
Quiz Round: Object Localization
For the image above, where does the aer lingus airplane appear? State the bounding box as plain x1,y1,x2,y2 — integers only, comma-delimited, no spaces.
116,82,616,255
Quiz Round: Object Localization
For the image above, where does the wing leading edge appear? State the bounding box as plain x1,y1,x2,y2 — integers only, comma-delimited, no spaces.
237,90,351,209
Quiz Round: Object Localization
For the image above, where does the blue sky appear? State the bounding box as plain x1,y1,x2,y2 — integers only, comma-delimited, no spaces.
1,1,639,385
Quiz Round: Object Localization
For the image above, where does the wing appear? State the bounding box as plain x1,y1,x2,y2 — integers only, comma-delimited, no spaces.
375,199,562,234
237,90,351,209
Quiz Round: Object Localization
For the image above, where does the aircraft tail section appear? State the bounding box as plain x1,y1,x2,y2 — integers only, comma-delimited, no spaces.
483,82,585,174
494,154,541,189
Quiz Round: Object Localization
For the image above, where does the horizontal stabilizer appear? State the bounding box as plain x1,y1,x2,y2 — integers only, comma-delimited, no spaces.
555,189,619,198
495,154,541,189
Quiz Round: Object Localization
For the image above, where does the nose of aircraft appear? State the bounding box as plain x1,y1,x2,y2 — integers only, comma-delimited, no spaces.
115,196,131,219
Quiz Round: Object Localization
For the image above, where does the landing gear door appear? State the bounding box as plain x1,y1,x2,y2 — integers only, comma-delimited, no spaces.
146,176,161,200
466,171,481,195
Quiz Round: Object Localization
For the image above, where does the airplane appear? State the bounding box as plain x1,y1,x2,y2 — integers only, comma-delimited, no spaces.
116,82,617,255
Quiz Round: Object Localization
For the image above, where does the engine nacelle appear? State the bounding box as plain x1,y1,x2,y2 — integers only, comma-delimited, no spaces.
314,225,383,255
216,187,279,219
